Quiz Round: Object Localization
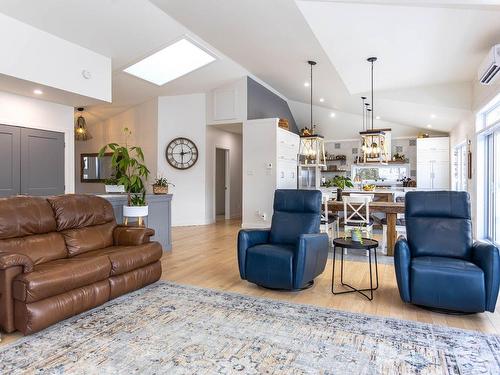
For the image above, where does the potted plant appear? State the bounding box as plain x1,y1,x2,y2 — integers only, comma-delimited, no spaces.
98,128,150,224
103,175,125,193
152,177,174,195
350,227,364,243
326,176,354,201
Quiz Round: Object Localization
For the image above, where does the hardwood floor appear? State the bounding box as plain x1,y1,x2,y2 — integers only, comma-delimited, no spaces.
162,218,500,335
2,218,498,346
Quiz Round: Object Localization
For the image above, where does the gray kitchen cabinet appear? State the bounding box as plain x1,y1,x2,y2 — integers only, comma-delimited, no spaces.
0,124,65,197
0,124,21,197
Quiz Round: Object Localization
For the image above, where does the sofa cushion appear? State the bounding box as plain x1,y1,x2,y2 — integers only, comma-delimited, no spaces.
61,221,116,257
0,196,56,240
410,256,485,312
74,242,162,276
12,256,111,303
0,232,68,265
245,244,295,289
47,194,115,231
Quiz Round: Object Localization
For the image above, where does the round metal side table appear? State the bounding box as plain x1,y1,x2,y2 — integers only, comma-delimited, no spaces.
331,237,379,301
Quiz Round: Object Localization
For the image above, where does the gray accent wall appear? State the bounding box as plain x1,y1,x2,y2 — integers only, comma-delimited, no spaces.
247,77,299,134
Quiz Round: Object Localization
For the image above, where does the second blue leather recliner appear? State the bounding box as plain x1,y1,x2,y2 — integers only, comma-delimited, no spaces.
394,191,500,313
238,189,329,290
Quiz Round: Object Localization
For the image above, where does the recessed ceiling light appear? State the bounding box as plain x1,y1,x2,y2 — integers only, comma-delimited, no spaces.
430,114,436,119
33,89,43,95
123,38,216,86
330,112,336,118
376,116,380,120
426,124,432,128
319,98,324,102
304,82,310,87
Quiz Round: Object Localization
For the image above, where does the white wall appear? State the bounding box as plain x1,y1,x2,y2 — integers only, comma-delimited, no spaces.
157,94,207,226
449,81,500,237
0,91,75,193
75,99,158,194
206,126,242,222
0,13,111,102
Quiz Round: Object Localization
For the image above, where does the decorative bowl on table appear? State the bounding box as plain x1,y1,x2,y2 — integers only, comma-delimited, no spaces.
362,184,376,191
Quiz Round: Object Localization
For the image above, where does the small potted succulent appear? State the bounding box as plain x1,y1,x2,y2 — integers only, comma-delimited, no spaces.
350,227,364,243
104,175,125,193
152,177,175,195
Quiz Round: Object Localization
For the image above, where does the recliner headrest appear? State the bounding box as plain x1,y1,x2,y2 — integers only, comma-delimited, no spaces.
405,191,471,219
47,194,115,231
273,189,322,213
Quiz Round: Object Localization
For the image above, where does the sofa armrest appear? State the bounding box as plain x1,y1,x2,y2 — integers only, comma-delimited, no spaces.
113,226,155,246
472,241,500,312
0,252,33,273
394,236,411,303
293,233,329,289
237,229,270,279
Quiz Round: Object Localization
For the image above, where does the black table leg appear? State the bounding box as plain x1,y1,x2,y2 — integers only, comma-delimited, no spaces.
331,246,379,301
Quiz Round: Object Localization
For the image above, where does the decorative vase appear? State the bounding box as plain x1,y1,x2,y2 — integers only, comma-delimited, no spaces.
153,185,168,195
351,229,362,243
336,188,343,201
105,184,125,193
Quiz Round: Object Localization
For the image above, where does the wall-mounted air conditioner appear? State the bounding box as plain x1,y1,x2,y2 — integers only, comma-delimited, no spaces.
478,44,500,85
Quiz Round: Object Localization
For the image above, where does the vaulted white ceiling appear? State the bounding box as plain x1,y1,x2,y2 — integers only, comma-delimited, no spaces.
153,0,499,132
0,0,248,123
0,0,498,134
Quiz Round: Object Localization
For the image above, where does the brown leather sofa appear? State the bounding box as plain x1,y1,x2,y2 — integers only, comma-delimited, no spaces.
0,194,162,335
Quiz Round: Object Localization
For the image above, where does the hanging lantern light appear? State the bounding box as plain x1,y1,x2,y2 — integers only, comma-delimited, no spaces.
359,57,390,164
298,60,326,167
74,107,92,141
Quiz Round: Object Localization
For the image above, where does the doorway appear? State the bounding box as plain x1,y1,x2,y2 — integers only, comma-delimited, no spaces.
215,147,230,221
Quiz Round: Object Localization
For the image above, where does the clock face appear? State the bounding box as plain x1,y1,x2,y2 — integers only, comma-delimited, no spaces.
166,137,198,170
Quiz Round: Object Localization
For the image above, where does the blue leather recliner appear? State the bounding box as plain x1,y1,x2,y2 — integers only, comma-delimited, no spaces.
395,191,500,313
238,189,329,290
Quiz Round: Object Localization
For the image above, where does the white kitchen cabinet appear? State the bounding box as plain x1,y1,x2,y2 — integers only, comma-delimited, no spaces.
242,118,299,228
416,137,450,189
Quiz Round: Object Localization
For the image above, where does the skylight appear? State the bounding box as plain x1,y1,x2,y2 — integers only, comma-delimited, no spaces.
123,38,216,86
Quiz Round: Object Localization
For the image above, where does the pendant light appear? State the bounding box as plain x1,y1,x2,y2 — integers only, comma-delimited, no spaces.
298,60,325,167
308,60,317,135
359,56,390,163
74,107,92,141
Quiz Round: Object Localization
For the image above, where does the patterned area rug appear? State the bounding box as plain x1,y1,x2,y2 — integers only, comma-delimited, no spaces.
1,282,499,374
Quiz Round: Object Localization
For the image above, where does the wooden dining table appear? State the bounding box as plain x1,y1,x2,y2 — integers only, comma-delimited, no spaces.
328,200,405,256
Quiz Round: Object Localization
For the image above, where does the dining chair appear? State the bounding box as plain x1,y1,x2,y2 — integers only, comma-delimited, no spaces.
343,195,374,256
320,193,339,241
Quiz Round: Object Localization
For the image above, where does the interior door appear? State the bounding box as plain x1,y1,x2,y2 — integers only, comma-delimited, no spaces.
0,124,21,197
20,128,64,196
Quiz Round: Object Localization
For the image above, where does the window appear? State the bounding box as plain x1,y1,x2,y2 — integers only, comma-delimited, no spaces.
477,92,500,245
452,142,467,191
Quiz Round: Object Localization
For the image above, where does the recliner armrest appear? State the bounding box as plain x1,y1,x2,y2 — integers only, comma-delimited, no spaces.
394,236,411,302
113,226,155,246
0,252,33,273
293,233,329,289
237,229,270,279
472,241,500,312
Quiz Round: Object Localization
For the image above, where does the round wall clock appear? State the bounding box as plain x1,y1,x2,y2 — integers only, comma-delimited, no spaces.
165,137,198,170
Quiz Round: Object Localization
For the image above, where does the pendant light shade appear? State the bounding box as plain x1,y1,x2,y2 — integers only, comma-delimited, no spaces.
75,107,92,141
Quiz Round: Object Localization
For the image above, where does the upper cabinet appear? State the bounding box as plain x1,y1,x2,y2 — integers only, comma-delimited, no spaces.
206,77,247,125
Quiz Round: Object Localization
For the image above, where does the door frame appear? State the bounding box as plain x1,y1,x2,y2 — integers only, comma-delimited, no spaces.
214,145,231,221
